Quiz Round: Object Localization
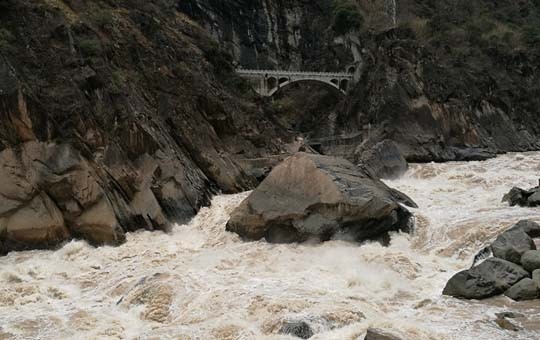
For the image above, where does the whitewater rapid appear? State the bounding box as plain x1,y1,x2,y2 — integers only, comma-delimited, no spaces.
1,152,540,339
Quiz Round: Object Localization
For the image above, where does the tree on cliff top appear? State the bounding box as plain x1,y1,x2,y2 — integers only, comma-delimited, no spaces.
332,0,364,35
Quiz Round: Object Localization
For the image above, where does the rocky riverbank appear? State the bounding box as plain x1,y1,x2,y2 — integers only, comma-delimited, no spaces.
444,220,540,301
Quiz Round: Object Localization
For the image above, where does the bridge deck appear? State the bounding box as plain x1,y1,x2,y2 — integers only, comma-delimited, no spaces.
237,69,353,78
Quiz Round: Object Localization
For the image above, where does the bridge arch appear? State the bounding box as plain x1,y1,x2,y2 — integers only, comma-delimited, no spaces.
268,78,345,97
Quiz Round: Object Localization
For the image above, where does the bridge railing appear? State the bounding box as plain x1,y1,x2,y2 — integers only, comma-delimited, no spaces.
236,69,353,78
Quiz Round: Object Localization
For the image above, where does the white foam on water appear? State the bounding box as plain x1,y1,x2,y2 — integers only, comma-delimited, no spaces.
1,153,540,339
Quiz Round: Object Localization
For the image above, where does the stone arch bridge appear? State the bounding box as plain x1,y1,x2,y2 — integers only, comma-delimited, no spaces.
236,69,356,97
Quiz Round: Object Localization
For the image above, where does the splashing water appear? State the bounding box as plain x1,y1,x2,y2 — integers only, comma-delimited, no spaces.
1,152,540,339
386,0,397,27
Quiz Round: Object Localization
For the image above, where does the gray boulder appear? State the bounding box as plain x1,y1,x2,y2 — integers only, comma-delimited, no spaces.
226,153,415,244
503,187,530,207
503,185,540,207
365,328,402,340
490,229,536,264
443,258,529,299
2,192,70,251
528,191,540,207
355,140,408,179
532,269,540,286
280,320,313,339
504,278,540,301
521,250,540,272
510,220,540,238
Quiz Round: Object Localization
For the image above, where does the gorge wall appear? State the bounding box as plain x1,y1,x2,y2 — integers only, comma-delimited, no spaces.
0,0,539,253
0,0,291,253
179,0,540,162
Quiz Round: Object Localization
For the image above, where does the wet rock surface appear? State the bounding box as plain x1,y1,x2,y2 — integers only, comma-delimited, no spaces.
355,139,408,179
226,153,415,244
490,229,536,264
495,316,521,332
504,278,540,301
521,250,540,272
445,220,540,301
364,328,402,340
443,257,529,299
503,184,540,207
510,220,540,238
279,320,314,339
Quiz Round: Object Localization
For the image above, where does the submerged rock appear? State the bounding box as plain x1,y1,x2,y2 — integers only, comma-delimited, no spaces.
495,312,525,319
495,317,521,332
226,153,415,244
490,229,536,264
504,278,540,301
443,258,529,299
280,320,313,339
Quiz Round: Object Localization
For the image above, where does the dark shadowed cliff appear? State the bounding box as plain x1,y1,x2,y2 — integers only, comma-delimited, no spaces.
0,0,291,253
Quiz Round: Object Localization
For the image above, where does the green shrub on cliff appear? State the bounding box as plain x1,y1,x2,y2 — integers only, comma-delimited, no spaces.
524,22,540,47
78,38,102,57
91,10,115,29
332,0,364,35
0,28,15,54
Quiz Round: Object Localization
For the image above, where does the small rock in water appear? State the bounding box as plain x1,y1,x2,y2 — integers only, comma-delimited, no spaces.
495,317,521,331
495,312,525,319
504,278,540,301
280,320,314,339
521,250,540,272
364,328,402,340
503,185,540,207
503,187,530,207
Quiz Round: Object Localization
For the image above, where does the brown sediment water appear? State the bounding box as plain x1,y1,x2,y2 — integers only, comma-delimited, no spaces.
1,152,540,339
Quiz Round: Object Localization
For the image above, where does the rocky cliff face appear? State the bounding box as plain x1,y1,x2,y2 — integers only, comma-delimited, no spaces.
0,0,291,253
182,0,540,162
178,0,355,71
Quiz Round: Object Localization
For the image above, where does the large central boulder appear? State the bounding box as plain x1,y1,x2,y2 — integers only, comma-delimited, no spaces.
226,153,416,244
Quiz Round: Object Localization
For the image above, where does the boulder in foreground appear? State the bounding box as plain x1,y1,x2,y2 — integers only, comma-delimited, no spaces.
442,258,529,299
226,153,416,244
